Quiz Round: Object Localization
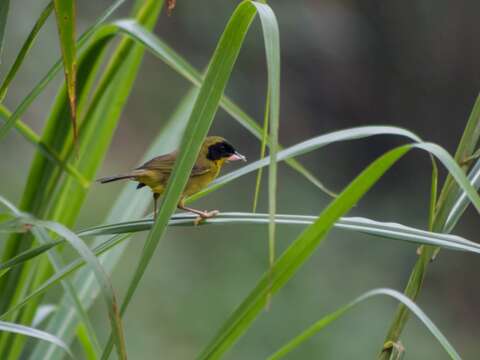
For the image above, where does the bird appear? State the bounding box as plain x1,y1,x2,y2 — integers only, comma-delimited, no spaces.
97,136,246,223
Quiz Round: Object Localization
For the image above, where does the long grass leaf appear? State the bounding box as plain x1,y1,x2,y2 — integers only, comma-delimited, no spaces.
268,288,460,360
189,126,421,202
0,0,128,141
53,0,78,143
0,0,8,63
444,158,480,232
251,1,280,297
0,321,72,358
435,93,480,227
31,228,102,357
252,88,269,212
78,213,480,254
0,2,54,101
0,105,88,187
30,220,126,359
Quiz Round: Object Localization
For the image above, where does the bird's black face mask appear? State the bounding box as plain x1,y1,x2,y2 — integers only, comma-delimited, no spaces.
207,141,246,162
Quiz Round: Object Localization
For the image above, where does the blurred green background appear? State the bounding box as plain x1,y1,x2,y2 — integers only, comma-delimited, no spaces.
1,0,479,358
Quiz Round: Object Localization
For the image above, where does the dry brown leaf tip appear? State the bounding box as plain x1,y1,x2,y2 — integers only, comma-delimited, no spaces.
167,0,177,15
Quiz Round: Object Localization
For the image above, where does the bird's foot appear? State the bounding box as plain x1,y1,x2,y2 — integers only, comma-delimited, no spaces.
193,210,219,226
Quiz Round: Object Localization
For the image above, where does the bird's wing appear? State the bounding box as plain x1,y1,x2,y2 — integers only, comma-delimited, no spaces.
137,152,211,176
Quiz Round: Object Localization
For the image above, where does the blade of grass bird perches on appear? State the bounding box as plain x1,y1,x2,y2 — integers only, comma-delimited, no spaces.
102,19,336,197
4,212,480,277
0,105,89,188
197,141,480,359
7,208,480,328
53,0,78,146
0,0,8,63
0,321,72,358
4,210,480,325
76,213,480,255
0,1,54,102
32,89,194,360
100,2,265,358
267,288,461,360
0,0,129,142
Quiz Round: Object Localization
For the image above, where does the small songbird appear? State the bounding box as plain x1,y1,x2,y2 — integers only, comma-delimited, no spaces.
97,136,246,223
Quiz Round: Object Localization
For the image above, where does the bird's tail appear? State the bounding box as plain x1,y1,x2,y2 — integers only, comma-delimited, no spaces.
97,174,134,184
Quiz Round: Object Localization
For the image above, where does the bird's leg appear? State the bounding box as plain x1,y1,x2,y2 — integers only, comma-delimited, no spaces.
153,193,160,219
177,200,219,225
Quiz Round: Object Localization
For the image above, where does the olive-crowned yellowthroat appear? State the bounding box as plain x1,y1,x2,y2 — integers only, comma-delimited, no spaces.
97,136,246,222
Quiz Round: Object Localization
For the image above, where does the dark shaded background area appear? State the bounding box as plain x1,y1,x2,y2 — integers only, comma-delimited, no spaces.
1,0,479,358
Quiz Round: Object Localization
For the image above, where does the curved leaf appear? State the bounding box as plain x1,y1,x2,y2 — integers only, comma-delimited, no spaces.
268,288,460,360
53,0,78,143
0,321,72,358
0,2,54,101
189,126,421,202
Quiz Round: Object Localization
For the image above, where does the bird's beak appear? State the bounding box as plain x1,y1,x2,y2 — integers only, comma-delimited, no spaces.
227,151,247,162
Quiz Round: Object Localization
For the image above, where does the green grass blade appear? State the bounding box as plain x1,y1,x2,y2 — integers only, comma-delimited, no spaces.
31,220,126,359
0,234,131,323
0,0,8,63
0,321,72,358
443,158,480,232
252,88,269,212
268,288,460,360
32,305,56,327
189,126,421,202
0,196,102,357
31,228,102,357
100,1,260,358
197,145,412,359
6,208,480,279
435,93,480,227
0,1,54,101
0,0,128,141
53,0,78,143
77,213,480,254
0,241,62,273
251,1,280,292
0,105,88,188
8,201,480,331
413,142,480,214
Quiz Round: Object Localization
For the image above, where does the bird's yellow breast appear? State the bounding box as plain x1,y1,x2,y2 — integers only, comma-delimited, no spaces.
136,159,223,198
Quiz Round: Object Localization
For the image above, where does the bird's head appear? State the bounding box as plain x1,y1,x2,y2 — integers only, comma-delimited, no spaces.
203,136,246,163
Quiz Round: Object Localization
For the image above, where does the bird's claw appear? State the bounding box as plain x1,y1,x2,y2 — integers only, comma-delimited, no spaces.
193,210,219,226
